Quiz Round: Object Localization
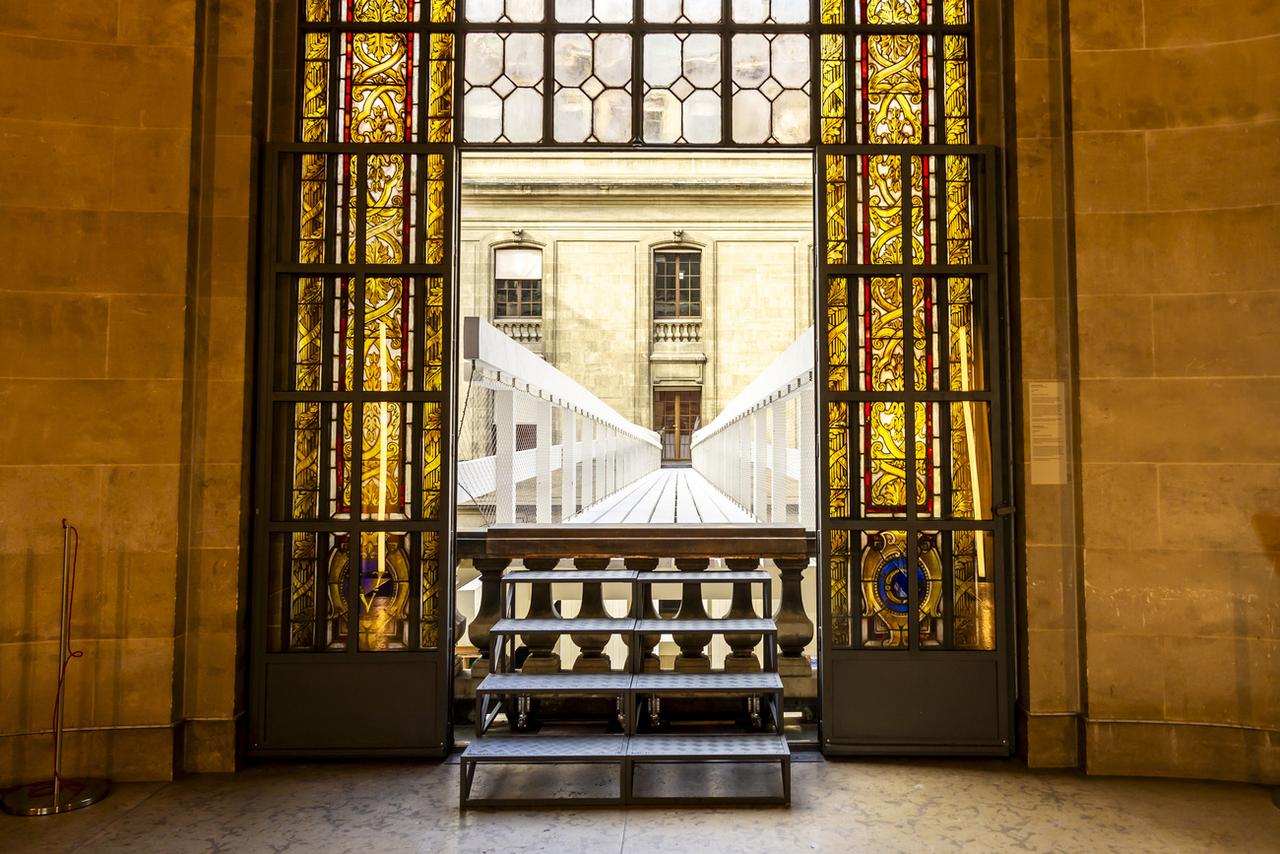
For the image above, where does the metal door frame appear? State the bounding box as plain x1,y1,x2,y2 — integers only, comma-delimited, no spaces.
247,0,1013,758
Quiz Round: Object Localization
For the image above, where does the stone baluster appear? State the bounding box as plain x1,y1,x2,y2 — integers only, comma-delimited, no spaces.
672,558,712,672
624,557,661,672
723,557,762,672
774,557,814,676
570,557,612,672
519,557,562,673
467,557,510,679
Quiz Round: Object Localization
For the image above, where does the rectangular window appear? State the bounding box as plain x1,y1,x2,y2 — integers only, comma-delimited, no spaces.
654,250,701,318
494,247,542,317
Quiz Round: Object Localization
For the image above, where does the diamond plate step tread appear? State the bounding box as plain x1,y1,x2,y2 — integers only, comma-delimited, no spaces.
634,571,771,582
463,735,627,760
476,673,633,694
492,618,636,633
634,618,776,633
627,734,790,758
631,673,782,692
501,570,637,583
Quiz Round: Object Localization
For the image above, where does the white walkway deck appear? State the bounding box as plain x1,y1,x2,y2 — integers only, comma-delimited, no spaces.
568,468,756,524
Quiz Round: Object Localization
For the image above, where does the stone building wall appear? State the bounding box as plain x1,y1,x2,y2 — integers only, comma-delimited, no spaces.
459,153,815,429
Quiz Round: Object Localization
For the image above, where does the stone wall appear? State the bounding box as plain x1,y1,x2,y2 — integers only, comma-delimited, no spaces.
459,153,815,428
1066,0,1279,782
0,0,258,785
1009,0,1280,782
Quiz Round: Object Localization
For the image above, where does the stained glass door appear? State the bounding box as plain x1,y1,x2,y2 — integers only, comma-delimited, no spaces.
250,0,457,755
816,0,1014,752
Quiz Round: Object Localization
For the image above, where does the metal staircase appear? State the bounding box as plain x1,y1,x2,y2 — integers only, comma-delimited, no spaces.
460,563,791,807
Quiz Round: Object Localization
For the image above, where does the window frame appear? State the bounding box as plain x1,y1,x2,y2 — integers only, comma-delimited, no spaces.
653,248,702,319
492,245,544,319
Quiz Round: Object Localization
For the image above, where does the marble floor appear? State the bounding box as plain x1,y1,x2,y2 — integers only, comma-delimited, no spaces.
2,754,1277,854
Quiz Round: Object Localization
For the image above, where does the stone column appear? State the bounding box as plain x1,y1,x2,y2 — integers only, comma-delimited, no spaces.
570,557,612,672
672,558,712,672
625,557,661,672
774,557,814,677
724,558,762,672
468,557,510,679
519,557,562,673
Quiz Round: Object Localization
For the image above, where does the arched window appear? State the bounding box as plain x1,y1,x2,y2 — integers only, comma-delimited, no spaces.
493,247,542,318
653,249,701,318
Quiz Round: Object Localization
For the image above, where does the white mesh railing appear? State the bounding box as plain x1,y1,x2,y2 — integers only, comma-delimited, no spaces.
690,327,815,529
457,317,662,527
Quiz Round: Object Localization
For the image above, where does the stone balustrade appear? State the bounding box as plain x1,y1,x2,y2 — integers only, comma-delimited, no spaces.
460,525,814,684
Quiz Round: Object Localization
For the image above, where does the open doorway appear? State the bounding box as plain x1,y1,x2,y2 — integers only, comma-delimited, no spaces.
451,150,821,745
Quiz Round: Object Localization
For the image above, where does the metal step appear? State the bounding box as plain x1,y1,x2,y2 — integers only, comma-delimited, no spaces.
631,672,782,693
627,734,790,759
463,735,626,761
476,673,632,695
491,617,634,634
634,618,775,634
500,569,637,584
634,570,771,582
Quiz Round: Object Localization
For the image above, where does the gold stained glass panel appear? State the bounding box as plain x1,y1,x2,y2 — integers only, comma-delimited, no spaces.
345,32,414,144
359,277,415,519
424,275,444,391
947,400,991,520
421,532,441,647
860,0,921,24
946,155,973,264
427,155,446,265
820,0,843,25
860,276,903,391
365,155,413,265
291,400,322,519
943,0,969,26
423,402,442,519
288,532,318,648
861,400,931,515
428,34,455,142
829,529,851,647
820,34,845,145
824,155,847,265
951,530,994,649
431,0,456,22
357,531,411,651
860,35,925,146
826,276,849,392
306,0,331,21
911,275,936,391
948,277,984,391
861,154,902,264
350,0,415,23
944,36,970,144
828,402,850,517
909,154,927,264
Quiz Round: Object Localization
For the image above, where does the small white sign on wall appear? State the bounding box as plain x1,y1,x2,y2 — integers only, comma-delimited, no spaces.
1028,381,1068,485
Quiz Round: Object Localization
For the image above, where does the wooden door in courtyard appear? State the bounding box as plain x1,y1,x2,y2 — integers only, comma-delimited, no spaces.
655,389,701,463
